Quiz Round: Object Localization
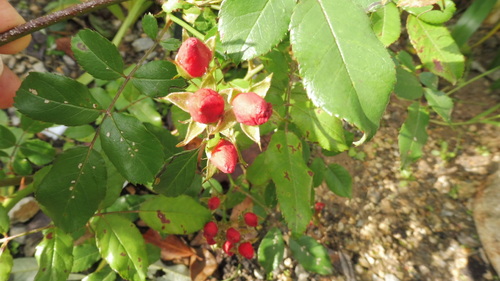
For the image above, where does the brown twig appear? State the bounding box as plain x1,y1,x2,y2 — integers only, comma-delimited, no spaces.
0,0,129,47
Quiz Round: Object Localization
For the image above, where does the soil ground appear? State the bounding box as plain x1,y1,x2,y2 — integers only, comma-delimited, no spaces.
3,1,500,280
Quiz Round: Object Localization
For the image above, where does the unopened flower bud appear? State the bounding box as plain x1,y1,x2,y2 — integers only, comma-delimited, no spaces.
175,37,212,78
209,139,238,174
188,88,224,124
231,92,272,126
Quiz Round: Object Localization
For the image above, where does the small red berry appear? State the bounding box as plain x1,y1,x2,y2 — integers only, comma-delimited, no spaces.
226,227,241,243
238,242,254,259
209,139,238,174
203,221,218,238
223,241,234,256
231,92,273,126
175,37,212,78
315,202,325,213
205,236,217,245
188,88,225,124
243,212,258,227
208,197,220,210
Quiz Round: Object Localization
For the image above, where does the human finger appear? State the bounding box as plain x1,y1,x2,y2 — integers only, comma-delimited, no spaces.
0,0,31,54
0,66,21,109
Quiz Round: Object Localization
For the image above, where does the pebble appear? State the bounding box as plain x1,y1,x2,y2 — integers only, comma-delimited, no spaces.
32,61,47,72
132,37,155,52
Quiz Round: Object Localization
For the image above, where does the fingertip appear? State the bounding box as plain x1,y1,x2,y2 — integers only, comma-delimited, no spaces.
0,0,31,54
0,66,21,109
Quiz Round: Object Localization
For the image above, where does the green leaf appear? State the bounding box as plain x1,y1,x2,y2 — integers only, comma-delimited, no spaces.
20,139,56,166
324,164,352,198
0,125,16,149
142,13,158,40
160,38,182,51
144,123,183,159
83,265,116,281
370,2,401,46
309,157,325,188
100,113,164,184
289,235,333,275
0,247,13,280
132,61,186,97
127,98,163,127
423,88,453,123
258,227,285,274
93,214,148,281
403,0,456,25
153,150,199,197
451,0,497,47
398,102,429,169
14,72,102,126
266,131,313,236
247,152,271,186
65,125,96,142
0,205,9,233
72,29,124,80
394,67,424,100
406,15,464,84
140,195,212,234
219,0,296,61
71,240,101,273
36,147,106,233
20,115,52,134
290,0,395,143
291,95,349,152
10,257,38,281
34,227,74,281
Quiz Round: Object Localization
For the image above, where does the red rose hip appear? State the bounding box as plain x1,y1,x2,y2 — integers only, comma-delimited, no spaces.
188,88,224,124
243,212,258,227
175,37,212,78
226,227,241,243
209,139,238,174
208,196,221,210
203,221,218,238
231,92,272,126
238,242,254,259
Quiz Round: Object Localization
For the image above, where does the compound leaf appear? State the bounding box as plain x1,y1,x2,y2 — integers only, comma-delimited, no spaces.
36,147,106,233
258,227,285,274
15,72,101,126
94,214,148,281
100,113,164,184
140,195,211,235
34,228,74,281
398,102,429,169
289,235,333,275
290,0,395,143
72,29,124,80
219,0,296,61
266,131,313,236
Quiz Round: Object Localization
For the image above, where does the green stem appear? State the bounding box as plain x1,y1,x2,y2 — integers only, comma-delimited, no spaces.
0,176,33,188
446,65,500,96
168,13,205,40
243,64,265,81
3,184,36,212
0,225,52,244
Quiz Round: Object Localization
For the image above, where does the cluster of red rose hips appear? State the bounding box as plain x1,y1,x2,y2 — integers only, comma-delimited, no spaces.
203,196,258,259
167,37,273,174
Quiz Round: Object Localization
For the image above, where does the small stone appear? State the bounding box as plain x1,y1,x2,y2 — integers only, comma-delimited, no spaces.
32,62,46,72
132,37,155,52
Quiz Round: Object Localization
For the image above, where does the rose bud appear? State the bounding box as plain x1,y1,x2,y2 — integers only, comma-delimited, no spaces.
238,242,254,259
175,37,212,78
231,92,273,126
187,88,225,124
203,221,218,238
208,196,221,210
223,241,234,256
243,212,258,227
226,227,241,244
209,139,238,174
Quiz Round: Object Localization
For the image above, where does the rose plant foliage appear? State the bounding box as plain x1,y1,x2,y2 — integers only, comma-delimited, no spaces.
0,0,478,279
